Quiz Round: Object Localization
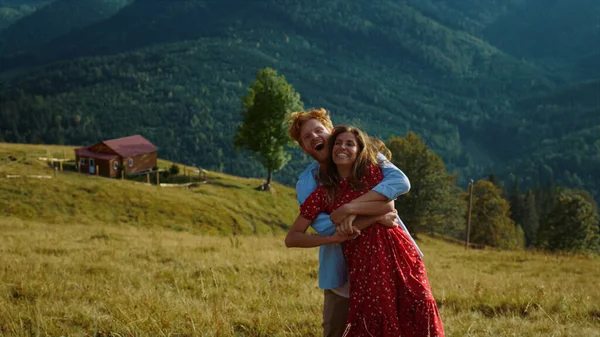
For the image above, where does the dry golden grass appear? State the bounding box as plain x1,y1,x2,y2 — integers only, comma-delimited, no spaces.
1,219,599,336
0,219,321,337
1,142,600,336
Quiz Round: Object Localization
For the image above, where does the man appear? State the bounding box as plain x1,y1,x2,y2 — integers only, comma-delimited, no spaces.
284,108,422,337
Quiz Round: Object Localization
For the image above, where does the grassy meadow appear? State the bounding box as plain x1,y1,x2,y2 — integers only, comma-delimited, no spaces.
0,142,298,235
1,142,600,336
1,220,599,336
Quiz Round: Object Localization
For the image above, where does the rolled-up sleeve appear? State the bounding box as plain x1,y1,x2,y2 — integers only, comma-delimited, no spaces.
372,153,410,200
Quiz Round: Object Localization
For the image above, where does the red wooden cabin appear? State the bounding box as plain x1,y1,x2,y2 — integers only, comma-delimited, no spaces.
74,135,158,178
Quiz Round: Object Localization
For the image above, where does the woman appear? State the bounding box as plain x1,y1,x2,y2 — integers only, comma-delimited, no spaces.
294,125,445,337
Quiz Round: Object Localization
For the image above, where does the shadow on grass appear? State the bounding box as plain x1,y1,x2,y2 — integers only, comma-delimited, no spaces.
207,179,245,190
437,298,533,318
473,303,532,318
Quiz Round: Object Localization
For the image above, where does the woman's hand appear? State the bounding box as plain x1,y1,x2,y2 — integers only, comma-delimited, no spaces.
330,204,353,225
337,214,358,235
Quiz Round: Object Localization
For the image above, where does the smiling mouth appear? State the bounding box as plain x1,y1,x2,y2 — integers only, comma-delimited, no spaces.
314,143,325,151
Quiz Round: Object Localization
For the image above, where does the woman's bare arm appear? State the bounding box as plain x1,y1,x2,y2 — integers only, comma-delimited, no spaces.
285,215,355,248
335,200,396,234
331,199,395,225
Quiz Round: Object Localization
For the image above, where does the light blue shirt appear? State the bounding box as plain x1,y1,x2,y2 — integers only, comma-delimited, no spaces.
296,154,422,290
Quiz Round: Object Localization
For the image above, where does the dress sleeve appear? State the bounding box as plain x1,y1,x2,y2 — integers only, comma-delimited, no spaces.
300,186,328,221
363,164,384,189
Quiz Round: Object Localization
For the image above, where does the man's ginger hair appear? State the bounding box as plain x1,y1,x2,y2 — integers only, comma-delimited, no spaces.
287,108,334,145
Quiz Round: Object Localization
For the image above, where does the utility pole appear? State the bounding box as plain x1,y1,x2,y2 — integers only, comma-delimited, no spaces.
465,179,474,250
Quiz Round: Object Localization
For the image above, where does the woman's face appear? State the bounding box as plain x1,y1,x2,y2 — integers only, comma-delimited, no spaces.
332,132,359,167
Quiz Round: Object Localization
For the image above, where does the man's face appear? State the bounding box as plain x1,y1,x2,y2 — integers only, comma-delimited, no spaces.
299,119,331,164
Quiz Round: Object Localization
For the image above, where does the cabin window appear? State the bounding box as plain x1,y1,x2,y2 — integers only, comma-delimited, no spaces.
80,158,87,165
113,162,119,170
129,158,134,167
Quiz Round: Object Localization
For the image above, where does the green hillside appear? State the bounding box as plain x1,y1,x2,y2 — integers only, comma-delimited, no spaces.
0,0,51,31
0,0,131,59
504,127,600,199
405,0,600,73
0,0,556,183
480,79,600,196
483,0,600,69
0,5,33,30
403,0,526,34
0,0,598,200
0,142,298,235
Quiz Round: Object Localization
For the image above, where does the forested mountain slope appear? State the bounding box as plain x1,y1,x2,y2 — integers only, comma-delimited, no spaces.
0,0,597,199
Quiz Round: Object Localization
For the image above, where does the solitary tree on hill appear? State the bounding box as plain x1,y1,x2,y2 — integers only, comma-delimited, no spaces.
234,68,303,191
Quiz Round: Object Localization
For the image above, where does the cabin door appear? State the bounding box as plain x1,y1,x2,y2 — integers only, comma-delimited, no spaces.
89,159,95,174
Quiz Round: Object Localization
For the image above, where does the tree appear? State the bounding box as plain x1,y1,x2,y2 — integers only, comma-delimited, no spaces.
534,181,559,220
387,132,465,238
234,68,303,190
508,181,524,227
470,180,524,249
488,170,504,195
508,181,540,247
537,190,599,253
169,164,180,175
521,190,540,247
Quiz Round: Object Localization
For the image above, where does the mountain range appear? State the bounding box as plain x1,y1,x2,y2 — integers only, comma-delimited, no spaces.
0,0,598,199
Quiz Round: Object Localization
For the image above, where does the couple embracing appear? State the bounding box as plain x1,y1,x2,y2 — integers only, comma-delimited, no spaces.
285,109,444,337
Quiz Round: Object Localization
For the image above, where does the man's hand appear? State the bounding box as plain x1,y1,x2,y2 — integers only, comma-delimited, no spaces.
377,209,399,228
337,214,357,235
329,230,359,244
330,204,352,225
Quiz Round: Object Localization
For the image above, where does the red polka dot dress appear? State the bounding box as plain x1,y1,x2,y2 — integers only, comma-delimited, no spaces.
300,164,445,337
